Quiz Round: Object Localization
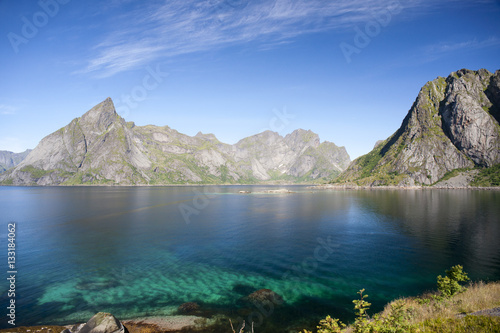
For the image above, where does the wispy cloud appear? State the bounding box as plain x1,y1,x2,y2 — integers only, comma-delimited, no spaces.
0,105,17,115
76,0,465,78
425,36,500,55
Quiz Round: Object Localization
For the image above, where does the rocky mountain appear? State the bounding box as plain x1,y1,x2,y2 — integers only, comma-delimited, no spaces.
336,68,500,187
0,149,32,173
0,98,350,185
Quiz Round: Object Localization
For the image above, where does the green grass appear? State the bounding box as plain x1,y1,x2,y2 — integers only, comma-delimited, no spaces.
420,315,500,333
302,281,500,333
471,164,500,187
1,178,14,185
355,145,385,180
432,167,473,185
20,165,52,179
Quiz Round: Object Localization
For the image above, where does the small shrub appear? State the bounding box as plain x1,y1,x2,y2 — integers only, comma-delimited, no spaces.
377,300,414,332
437,265,470,298
353,289,372,333
302,315,346,333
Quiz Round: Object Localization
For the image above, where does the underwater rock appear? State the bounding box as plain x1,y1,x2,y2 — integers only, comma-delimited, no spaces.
75,280,120,291
246,289,284,307
178,302,200,314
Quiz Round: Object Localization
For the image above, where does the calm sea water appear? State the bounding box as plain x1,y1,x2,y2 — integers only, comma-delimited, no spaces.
1,186,499,331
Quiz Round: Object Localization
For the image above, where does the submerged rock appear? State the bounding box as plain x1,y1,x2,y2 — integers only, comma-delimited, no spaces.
62,312,127,333
246,289,284,307
75,280,120,291
178,302,200,314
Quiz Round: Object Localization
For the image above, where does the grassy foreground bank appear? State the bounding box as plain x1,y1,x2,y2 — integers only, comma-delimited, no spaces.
301,281,500,333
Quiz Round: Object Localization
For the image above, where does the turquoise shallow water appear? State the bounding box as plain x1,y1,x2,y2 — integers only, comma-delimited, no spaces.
1,186,499,331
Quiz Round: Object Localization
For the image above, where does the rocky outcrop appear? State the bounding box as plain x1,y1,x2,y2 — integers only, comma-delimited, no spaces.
336,68,500,186
0,99,350,185
63,312,127,333
0,149,31,173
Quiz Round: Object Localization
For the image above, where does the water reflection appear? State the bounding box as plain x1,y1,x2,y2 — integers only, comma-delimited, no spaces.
355,189,500,278
0,186,499,330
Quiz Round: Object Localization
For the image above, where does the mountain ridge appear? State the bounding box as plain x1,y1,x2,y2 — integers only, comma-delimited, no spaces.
334,68,500,187
2,68,499,187
0,149,32,173
0,98,350,185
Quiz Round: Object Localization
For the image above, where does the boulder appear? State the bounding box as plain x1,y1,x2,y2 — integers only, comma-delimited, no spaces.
62,312,127,333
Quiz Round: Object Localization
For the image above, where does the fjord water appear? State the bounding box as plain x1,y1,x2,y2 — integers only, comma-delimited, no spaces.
1,186,499,331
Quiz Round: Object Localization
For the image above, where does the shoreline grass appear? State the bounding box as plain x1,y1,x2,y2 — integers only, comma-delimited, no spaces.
303,280,500,333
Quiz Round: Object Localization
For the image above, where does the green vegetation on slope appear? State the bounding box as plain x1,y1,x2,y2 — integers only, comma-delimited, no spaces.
355,145,385,180
20,165,52,179
431,168,474,185
471,164,500,187
300,266,500,333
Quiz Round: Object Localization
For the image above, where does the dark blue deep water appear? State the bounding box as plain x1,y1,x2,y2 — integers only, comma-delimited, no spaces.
1,186,499,331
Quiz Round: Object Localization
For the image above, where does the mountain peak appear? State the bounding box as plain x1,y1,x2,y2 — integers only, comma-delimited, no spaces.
285,129,320,149
195,132,218,142
81,98,119,132
336,68,500,186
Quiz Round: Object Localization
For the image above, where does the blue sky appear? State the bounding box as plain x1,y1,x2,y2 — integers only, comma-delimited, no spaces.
0,0,499,159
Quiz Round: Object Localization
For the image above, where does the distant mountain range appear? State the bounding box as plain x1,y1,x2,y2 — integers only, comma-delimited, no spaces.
335,68,500,187
0,99,350,185
1,68,499,187
0,150,31,173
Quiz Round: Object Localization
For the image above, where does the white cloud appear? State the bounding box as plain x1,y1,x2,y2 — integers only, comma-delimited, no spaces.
0,105,17,115
76,0,470,78
425,37,500,55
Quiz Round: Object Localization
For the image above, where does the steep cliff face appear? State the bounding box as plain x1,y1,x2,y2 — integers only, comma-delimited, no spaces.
0,149,31,173
2,98,151,185
336,69,500,186
0,99,350,185
230,129,349,181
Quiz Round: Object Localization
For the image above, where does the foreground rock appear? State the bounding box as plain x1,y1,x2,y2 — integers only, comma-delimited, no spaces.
62,312,127,333
123,315,219,332
465,307,500,317
336,68,500,187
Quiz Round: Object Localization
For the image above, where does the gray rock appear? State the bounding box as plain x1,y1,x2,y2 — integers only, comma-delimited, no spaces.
0,149,31,173
433,170,479,188
337,68,500,187
441,69,500,166
0,99,350,185
63,312,127,333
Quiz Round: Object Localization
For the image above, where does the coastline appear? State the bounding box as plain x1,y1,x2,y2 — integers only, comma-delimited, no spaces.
311,184,500,191
122,315,221,332
0,183,498,190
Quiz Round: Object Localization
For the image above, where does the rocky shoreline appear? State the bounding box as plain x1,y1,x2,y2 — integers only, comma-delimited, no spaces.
312,184,500,190
0,289,286,333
